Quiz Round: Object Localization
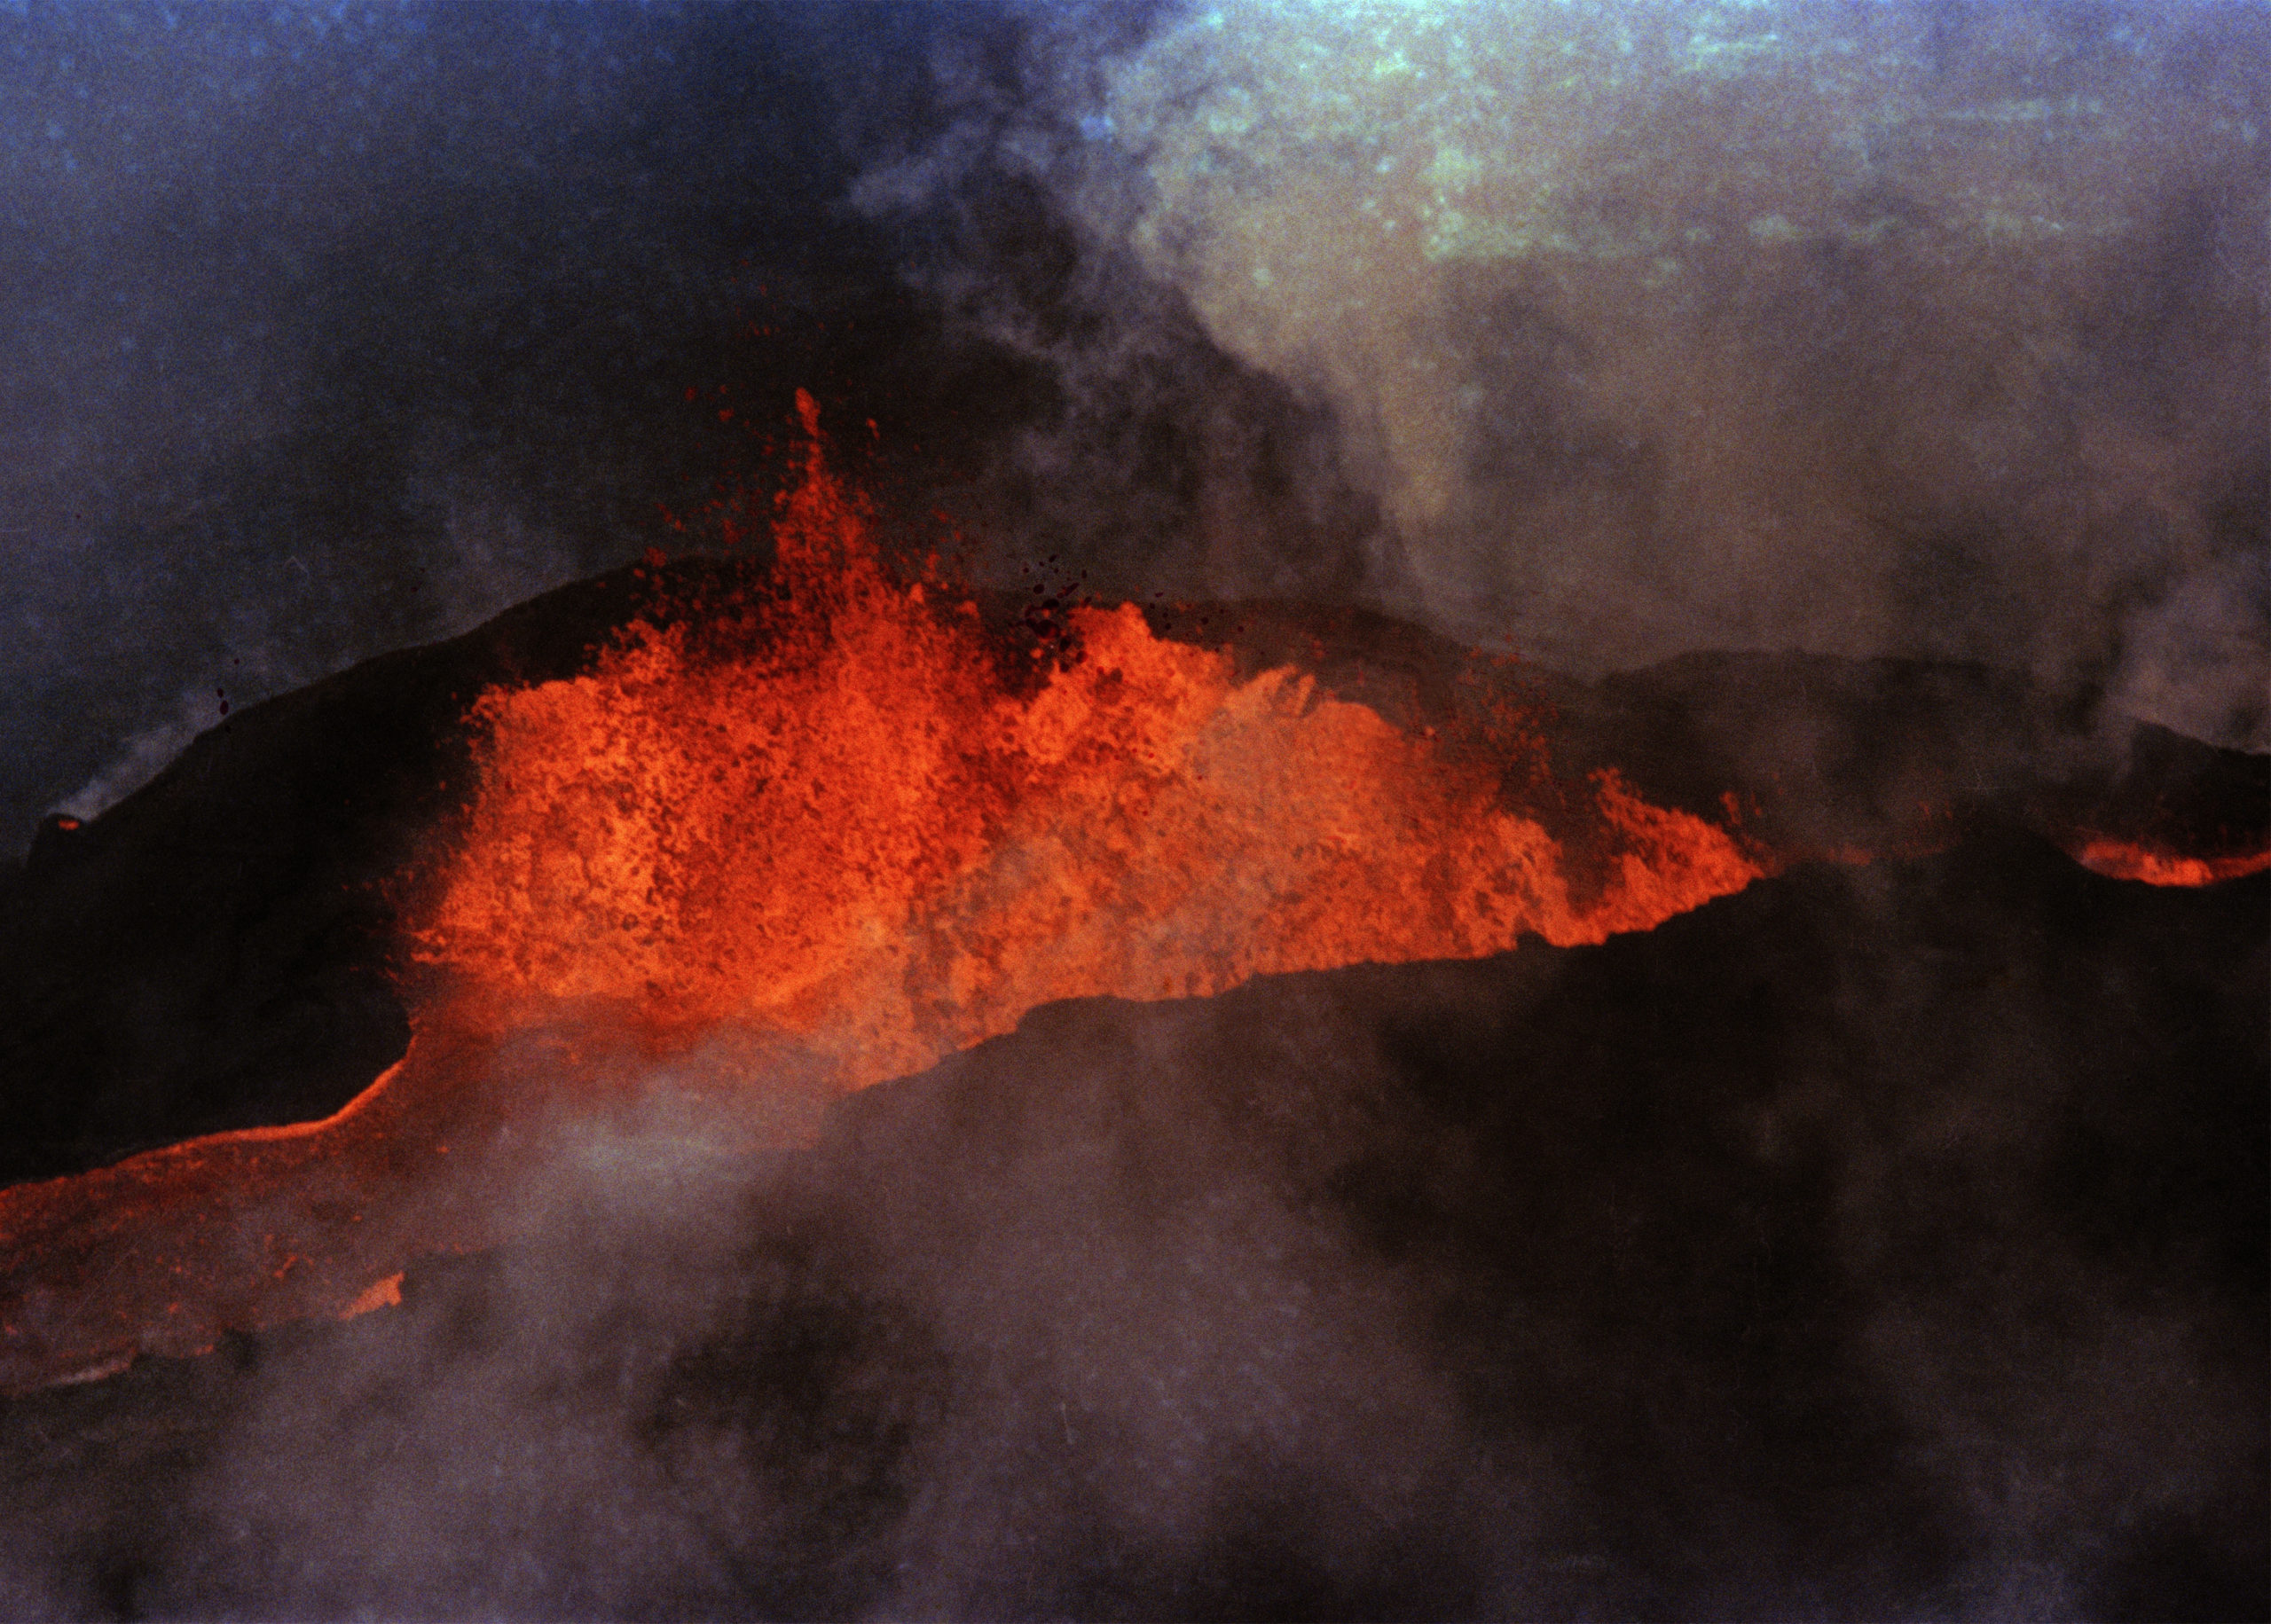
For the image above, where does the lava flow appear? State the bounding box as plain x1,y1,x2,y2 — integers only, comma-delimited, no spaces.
0,395,1773,1391
2071,836,2271,888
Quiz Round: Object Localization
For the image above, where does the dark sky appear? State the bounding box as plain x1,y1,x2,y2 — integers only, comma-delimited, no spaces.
3,0,2265,857
0,2,979,851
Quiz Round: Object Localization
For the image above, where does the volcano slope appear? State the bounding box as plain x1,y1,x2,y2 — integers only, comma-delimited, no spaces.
0,821,2260,1620
0,549,2260,1188
0,554,2263,1619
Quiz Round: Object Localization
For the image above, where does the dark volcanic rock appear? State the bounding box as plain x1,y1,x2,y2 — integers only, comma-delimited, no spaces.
0,832,2259,1620
0,558,725,1187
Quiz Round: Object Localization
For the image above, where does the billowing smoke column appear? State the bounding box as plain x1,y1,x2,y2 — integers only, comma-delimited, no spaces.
892,0,2268,745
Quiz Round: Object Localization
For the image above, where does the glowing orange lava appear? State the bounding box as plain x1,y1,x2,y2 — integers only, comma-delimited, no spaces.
2072,836,2271,887
3,392,1778,1393
405,393,1764,1087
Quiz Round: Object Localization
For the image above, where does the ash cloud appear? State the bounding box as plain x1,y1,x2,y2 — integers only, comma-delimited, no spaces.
872,0,2270,747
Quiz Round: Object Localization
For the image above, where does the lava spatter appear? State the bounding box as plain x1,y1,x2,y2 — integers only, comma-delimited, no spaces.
405,393,1764,1088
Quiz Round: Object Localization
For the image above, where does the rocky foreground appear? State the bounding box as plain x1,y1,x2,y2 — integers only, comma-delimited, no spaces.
0,817,2260,1620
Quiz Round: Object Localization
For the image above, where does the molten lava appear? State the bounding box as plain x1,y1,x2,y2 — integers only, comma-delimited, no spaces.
0,394,1780,1391
2071,836,2271,888
408,395,1763,1088
11,394,2266,1398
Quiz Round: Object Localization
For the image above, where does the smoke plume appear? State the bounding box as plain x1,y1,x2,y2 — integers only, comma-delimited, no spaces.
870,0,2269,743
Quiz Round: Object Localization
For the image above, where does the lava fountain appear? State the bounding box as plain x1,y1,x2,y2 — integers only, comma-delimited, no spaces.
0,396,1766,1389
410,394,1764,1087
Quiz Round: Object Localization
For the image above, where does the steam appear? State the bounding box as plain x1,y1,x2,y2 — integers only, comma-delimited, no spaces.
3,848,2260,1616
49,685,228,824
0,1040,1490,1617
885,0,2269,745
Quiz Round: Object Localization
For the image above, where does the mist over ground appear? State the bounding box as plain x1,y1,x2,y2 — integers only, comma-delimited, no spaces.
0,839,2262,1618
3,0,2266,856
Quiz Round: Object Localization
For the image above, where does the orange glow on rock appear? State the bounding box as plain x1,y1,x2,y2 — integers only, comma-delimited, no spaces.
2072,836,2271,887
342,1272,405,1318
0,1055,436,1383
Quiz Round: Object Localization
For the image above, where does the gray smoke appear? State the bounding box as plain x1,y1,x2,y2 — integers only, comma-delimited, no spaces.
868,0,2270,747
